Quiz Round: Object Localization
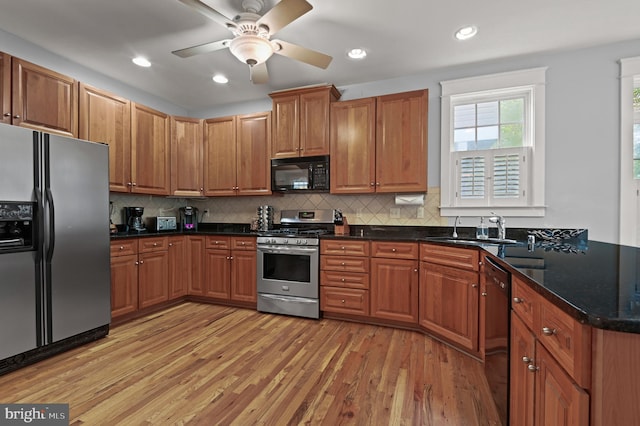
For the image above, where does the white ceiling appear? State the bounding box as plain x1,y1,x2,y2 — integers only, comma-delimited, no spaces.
1,0,639,111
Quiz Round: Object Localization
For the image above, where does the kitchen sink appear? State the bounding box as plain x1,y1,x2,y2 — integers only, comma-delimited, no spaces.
425,236,521,246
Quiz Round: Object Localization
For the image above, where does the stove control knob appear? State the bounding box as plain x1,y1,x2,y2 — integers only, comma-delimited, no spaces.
282,239,288,244
298,239,307,245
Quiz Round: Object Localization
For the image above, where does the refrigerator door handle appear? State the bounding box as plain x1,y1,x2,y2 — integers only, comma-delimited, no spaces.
45,188,55,262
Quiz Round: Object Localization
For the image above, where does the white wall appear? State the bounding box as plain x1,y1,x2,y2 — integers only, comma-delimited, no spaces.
3,27,640,243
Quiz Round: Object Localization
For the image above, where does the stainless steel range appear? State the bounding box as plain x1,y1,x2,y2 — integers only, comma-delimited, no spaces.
256,209,341,319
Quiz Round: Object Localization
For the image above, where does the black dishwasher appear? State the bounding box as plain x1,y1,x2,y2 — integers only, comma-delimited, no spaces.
482,254,510,425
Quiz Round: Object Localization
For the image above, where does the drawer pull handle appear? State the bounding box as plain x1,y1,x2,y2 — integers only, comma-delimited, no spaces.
341,262,346,266
522,356,532,364
542,327,557,336
153,243,158,247
119,246,124,250
392,248,396,252
513,297,523,303
341,299,345,303
341,278,346,282
341,246,346,250
527,365,539,372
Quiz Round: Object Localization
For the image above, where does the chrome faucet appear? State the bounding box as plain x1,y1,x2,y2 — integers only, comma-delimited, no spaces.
452,216,461,238
488,212,506,240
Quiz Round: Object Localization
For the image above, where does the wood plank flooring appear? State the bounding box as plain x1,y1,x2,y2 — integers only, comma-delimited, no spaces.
0,303,501,425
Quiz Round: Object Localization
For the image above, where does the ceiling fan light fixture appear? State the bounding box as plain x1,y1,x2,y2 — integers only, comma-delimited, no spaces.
132,56,151,67
229,35,274,66
347,48,367,60
455,26,478,41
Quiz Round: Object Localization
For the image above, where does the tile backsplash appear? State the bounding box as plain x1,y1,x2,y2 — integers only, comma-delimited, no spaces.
110,187,446,227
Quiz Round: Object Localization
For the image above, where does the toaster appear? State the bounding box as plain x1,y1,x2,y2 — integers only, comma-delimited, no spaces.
154,216,177,231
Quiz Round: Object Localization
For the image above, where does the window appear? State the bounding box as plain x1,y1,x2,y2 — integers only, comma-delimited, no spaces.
440,68,546,217
634,81,640,178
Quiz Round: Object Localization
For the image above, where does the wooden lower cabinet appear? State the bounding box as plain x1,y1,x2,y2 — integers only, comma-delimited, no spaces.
138,250,169,309
202,235,256,304
187,236,205,296
205,248,231,299
168,236,187,299
510,313,536,426
230,249,257,303
110,253,138,318
370,257,419,323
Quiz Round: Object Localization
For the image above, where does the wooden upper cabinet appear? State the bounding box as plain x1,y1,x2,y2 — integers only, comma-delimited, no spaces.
11,57,78,137
204,116,237,196
0,52,10,125
330,97,376,194
270,84,340,158
131,102,170,195
375,89,428,192
236,111,271,195
79,83,131,193
170,116,204,197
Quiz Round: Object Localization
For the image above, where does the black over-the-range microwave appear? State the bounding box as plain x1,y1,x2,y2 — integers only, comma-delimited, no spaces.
271,155,329,192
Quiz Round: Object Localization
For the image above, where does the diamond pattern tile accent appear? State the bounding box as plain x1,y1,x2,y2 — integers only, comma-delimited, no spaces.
110,187,447,226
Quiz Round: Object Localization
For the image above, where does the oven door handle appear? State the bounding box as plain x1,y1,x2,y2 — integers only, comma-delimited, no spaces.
260,294,318,304
257,246,319,255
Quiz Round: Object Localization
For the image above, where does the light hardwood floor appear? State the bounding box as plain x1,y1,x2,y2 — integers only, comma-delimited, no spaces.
0,303,500,425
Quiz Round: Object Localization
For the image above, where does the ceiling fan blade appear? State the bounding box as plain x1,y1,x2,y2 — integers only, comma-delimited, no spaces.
178,0,236,30
250,62,269,84
172,39,231,58
257,0,312,35
272,39,332,69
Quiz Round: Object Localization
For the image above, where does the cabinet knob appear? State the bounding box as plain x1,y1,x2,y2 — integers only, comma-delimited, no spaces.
132,182,137,186
229,256,234,260
527,365,539,372
341,262,346,266
542,327,557,336
127,182,132,187
3,112,10,117
513,297,523,304
139,260,144,264
169,243,173,247
341,299,345,303
341,278,346,282
135,261,139,265
13,115,20,119
119,246,124,250
370,182,375,186
376,182,380,186
341,246,346,250
481,292,488,297
153,243,158,247
522,356,532,364
392,248,396,252
414,268,418,272
200,188,204,192
471,284,478,288
241,242,245,245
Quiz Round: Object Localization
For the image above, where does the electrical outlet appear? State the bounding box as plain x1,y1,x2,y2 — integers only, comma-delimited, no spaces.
417,207,424,218
390,208,400,219
356,208,363,218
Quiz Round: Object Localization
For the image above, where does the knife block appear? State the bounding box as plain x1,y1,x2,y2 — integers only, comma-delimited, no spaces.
334,216,350,235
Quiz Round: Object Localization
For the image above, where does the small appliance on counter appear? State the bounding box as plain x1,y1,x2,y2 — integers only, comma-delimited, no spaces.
257,205,274,231
124,206,146,233
179,206,198,231
153,216,177,232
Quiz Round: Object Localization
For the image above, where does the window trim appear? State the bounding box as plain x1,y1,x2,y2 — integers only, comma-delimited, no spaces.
440,67,547,217
619,57,640,246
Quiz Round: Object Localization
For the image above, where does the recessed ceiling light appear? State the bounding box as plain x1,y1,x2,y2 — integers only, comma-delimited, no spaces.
212,74,229,84
132,56,151,67
347,48,367,60
455,26,478,41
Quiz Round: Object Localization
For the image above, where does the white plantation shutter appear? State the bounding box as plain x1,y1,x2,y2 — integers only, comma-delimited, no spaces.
454,147,528,206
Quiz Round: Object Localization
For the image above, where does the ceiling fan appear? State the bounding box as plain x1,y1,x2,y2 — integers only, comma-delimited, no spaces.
173,0,332,84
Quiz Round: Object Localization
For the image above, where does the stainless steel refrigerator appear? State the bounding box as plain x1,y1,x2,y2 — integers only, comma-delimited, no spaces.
0,123,110,374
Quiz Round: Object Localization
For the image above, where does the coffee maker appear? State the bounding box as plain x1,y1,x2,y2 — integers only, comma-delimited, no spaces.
179,206,198,231
124,207,146,233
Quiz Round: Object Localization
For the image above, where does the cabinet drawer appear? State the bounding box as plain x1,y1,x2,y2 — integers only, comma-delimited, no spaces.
371,241,418,259
206,235,231,249
321,239,370,257
321,270,369,289
321,287,369,316
232,236,256,251
139,236,169,253
110,239,138,257
420,243,479,271
321,255,370,273
537,296,592,388
511,276,539,329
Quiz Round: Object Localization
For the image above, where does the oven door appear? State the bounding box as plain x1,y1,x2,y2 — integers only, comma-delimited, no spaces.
257,245,319,299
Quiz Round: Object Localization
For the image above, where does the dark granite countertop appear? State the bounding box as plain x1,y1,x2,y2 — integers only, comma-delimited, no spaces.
111,223,640,334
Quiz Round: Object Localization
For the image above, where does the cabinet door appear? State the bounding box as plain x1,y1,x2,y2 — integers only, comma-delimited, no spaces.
12,58,78,137
79,83,131,193
370,258,419,323
138,251,169,309
299,89,330,156
131,102,170,195
419,262,479,351
535,344,590,426
110,254,138,318
205,249,231,299
271,93,299,158
330,97,376,194
171,116,203,197
510,313,536,426
204,116,237,196
236,111,271,195
375,90,427,193
187,236,205,296
0,52,11,125
168,236,187,299
231,250,257,303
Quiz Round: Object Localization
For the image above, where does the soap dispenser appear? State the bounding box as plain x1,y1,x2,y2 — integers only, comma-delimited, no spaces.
476,217,489,239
